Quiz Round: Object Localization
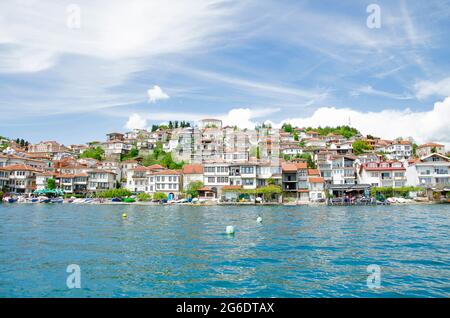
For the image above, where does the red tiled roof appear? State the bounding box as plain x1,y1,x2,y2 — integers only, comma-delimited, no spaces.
308,169,320,176
198,187,213,191
281,162,298,172
0,164,42,172
417,143,444,148
147,164,164,170
148,169,181,175
223,185,241,190
309,177,324,183
182,164,203,174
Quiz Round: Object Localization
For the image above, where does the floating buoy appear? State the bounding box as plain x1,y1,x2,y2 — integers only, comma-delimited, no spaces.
226,225,235,235
122,213,127,218
256,216,262,223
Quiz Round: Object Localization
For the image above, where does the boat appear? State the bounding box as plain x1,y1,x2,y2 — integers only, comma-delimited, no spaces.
7,197,18,203
38,196,51,203
111,197,121,202
122,197,135,203
51,198,64,204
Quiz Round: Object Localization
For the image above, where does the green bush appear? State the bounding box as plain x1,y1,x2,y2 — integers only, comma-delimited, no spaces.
80,146,104,161
153,192,168,201
0,190,3,198
185,181,204,198
136,193,152,202
370,186,423,198
96,189,132,198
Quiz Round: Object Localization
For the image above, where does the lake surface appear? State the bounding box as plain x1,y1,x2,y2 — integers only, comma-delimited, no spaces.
0,203,449,297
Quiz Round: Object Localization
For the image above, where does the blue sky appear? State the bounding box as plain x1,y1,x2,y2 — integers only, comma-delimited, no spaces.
1,0,450,146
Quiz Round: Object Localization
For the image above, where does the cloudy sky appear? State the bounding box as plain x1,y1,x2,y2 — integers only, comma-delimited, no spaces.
1,0,450,146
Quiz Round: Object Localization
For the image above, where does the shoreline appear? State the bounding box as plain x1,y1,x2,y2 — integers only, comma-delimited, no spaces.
6,200,438,206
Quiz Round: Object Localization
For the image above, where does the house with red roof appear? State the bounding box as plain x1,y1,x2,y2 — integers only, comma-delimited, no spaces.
416,143,446,158
357,161,406,188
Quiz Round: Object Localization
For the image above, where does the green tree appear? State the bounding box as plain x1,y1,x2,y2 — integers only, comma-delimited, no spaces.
412,143,418,157
293,131,299,141
46,178,56,190
136,193,152,202
282,123,294,133
96,189,131,198
153,192,168,201
80,146,104,160
185,181,204,198
295,153,316,169
121,147,139,161
352,140,373,155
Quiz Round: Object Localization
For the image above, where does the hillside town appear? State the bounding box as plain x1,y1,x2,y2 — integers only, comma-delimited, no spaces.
1,118,449,204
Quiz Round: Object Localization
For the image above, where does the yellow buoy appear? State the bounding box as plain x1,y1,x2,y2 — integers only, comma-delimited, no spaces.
122,213,127,218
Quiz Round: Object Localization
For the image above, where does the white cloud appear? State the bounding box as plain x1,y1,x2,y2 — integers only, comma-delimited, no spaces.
125,113,147,130
278,97,450,147
414,77,450,99
0,0,243,73
350,85,413,100
147,85,170,103
221,107,279,129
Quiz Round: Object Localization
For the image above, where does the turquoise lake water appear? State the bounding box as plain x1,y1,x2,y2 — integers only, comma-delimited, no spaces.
0,203,449,297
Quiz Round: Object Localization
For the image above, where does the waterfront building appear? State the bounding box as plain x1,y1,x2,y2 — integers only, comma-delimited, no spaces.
56,173,89,195
0,164,41,194
357,161,407,188
281,162,309,202
405,153,450,187
148,170,182,200
35,171,56,191
181,164,204,190
87,170,117,193
308,176,325,202
203,162,230,196
330,155,356,185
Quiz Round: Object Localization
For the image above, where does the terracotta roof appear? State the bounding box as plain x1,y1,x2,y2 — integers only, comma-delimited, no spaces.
296,162,308,169
147,164,164,170
149,169,181,175
309,177,324,183
88,169,117,174
182,164,204,174
198,187,213,191
223,185,241,190
308,169,320,176
130,166,150,172
122,159,138,163
281,162,298,172
57,173,88,178
297,189,310,193
36,172,56,176
0,164,42,172
417,143,445,148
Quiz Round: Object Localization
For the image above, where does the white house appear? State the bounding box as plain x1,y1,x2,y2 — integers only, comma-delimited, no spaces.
416,143,446,158
357,161,407,188
405,153,449,187
181,164,204,190
148,170,182,200
384,140,412,160
308,176,325,201
87,170,117,193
